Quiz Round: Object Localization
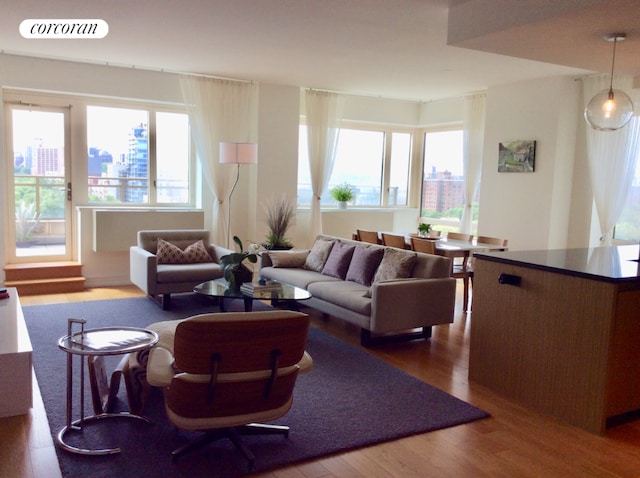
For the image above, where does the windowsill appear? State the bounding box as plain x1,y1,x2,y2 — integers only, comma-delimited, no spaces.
77,206,201,211
296,207,418,212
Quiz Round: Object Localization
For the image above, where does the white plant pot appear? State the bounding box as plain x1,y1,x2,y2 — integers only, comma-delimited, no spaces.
338,201,347,209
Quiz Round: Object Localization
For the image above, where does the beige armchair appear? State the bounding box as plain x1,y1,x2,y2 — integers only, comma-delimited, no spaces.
144,310,312,470
129,229,232,309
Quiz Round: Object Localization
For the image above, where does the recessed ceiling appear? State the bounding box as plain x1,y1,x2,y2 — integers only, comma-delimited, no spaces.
0,0,638,102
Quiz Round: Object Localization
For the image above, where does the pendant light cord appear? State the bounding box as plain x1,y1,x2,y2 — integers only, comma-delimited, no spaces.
608,37,618,96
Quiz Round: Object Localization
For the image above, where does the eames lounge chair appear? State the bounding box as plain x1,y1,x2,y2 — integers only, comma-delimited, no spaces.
145,310,312,470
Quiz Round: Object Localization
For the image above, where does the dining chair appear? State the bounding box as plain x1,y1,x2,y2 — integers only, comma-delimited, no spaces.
446,232,472,242
381,233,407,249
476,235,509,251
356,229,380,244
442,232,473,311
410,237,437,254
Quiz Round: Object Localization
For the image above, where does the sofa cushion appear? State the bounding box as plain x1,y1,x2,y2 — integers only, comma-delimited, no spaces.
372,248,417,282
307,280,372,316
260,266,339,289
156,263,223,283
321,242,355,279
268,250,310,268
156,238,212,264
303,239,335,272
345,245,384,286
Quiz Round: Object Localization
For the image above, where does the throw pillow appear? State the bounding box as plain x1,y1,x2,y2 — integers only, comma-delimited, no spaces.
345,246,384,286
303,239,335,272
321,242,356,279
156,238,213,264
372,248,417,283
268,250,310,268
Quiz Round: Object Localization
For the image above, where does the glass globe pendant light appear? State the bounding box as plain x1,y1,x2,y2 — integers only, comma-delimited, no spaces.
584,33,634,132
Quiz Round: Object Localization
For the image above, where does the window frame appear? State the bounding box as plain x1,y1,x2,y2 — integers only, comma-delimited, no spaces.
418,124,470,232
86,101,195,207
297,120,418,208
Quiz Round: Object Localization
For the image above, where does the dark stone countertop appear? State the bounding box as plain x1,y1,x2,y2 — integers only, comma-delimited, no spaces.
474,244,640,283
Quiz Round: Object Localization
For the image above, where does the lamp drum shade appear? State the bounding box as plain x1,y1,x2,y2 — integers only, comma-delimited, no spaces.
219,142,258,164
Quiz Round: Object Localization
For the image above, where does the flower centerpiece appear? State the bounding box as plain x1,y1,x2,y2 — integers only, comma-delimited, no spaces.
417,222,431,238
220,236,258,290
330,182,356,209
263,195,295,250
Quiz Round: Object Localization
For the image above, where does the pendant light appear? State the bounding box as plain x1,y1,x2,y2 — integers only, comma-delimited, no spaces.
584,33,634,132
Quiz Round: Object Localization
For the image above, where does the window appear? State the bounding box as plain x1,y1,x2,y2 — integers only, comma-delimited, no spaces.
421,129,475,230
614,158,640,241
297,124,412,207
87,105,191,205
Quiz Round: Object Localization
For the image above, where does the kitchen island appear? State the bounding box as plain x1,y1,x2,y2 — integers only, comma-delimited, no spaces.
469,245,640,434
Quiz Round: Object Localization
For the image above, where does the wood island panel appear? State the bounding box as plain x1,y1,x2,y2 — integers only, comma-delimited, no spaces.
469,258,640,434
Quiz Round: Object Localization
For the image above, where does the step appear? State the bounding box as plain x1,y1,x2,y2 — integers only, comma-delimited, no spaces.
4,277,86,296
4,261,82,282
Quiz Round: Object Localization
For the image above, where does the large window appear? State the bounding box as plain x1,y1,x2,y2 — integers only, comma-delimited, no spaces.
87,105,191,204
297,124,412,207
614,158,640,241
420,129,476,230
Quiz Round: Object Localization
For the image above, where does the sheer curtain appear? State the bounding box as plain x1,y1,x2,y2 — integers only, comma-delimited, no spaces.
180,75,258,246
304,89,344,243
460,92,486,234
582,75,640,245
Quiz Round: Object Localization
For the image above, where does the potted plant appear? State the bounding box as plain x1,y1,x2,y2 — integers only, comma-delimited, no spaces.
15,201,40,247
219,236,258,290
330,182,356,209
263,195,295,250
417,223,431,238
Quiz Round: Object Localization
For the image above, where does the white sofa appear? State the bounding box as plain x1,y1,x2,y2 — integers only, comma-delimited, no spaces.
259,234,456,346
129,229,232,309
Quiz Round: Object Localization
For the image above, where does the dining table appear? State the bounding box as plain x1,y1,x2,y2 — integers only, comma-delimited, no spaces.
352,230,507,260
381,232,507,258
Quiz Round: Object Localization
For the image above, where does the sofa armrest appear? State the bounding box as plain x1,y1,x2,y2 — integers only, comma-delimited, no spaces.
370,277,456,333
209,243,234,263
258,251,273,269
130,246,158,295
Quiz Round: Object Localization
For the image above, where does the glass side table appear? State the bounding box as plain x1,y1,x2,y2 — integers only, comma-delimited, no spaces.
56,318,158,455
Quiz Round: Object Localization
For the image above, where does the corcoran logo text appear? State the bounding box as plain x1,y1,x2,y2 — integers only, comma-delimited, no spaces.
20,19,109,39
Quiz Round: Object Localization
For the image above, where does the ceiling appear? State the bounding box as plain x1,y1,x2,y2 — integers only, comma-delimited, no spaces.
1,0,639,102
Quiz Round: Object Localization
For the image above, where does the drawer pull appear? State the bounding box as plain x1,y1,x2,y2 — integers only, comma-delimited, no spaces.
498,273,521,287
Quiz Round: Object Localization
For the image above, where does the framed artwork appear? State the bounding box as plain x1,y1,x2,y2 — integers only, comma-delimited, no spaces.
498,140,536,172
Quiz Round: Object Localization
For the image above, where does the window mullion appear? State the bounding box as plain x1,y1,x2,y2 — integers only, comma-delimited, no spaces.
147,110,157,204
381,131,391,207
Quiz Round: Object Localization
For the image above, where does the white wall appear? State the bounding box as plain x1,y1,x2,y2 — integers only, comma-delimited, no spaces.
1,52,600,286
479,76,593,251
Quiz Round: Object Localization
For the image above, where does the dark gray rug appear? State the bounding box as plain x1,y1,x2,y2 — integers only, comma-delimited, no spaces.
23,293,489,477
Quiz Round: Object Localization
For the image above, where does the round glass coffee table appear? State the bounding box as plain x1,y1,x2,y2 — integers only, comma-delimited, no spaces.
194,278,311,312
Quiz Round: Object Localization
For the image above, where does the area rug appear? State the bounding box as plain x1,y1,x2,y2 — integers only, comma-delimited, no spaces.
23,294,489,477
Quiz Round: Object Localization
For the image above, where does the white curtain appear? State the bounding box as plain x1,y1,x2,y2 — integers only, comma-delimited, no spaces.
582,75,640,245
460,92,486,234
304,90,344,243
180,76,258,246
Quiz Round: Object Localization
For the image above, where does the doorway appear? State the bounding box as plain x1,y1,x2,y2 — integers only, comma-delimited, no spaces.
6,105,72,262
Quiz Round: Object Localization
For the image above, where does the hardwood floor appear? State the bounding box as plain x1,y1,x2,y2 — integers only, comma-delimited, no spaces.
4,284,640,477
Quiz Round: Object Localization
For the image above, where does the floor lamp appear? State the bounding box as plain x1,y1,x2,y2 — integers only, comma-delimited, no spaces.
219,142,258,248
